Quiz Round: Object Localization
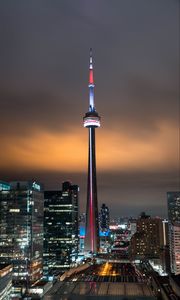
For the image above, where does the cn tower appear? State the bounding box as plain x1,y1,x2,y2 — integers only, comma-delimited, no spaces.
83,49,100,253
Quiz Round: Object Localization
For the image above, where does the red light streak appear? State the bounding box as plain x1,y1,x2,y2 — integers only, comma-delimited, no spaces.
89,70,94,85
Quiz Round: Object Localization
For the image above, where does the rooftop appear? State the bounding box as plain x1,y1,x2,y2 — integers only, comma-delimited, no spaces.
44,281,155,300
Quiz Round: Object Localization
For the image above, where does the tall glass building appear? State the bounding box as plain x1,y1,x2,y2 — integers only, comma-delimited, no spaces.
44,181,79,277
0,181,44,296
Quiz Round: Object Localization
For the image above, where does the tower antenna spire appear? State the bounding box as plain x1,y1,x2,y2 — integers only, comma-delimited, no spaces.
89,48,95,111
89,48,93,65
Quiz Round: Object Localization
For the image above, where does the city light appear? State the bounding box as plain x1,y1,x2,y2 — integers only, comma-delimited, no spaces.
0,1,178,299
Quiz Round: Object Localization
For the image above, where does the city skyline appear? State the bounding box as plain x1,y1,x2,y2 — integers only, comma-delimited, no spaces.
0,0,179,217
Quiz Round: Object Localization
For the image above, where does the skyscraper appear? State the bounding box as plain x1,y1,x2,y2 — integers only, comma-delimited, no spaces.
169,223,180,275
44,181,79,276
167,192,180,274
167,192,180,223
99,204,110,253
99,203,110,233
0,181,43,296
83,49,100,253
130,215,164,259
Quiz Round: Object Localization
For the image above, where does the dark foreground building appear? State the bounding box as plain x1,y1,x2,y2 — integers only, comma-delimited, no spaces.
0,180,44,297
44,181,79,277
83,49,100,253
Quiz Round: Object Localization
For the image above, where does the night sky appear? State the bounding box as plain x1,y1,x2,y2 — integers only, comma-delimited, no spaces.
0,0,179,217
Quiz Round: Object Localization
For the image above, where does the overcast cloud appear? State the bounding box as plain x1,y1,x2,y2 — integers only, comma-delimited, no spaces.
0,0,179,217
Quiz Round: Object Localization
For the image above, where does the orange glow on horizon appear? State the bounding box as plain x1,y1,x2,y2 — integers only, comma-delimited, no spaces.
0,121,178,173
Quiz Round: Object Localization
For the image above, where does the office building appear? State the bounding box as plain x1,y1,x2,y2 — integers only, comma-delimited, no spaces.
83,49,100,253
79,213,86,252
169,223,180,275
167,192,180,274
44,181,79,276
130,215,164,260
99,204,110,253
99,203,110,233
160,220,171,273
167,192,180,223
0,180,43,297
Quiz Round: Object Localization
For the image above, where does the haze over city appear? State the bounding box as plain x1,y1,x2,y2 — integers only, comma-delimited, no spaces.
0,0,179,216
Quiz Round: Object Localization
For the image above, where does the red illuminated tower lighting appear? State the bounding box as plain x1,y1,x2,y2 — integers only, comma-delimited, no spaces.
83,49,100,253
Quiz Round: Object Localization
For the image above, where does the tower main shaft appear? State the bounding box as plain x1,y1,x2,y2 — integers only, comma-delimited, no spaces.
83,49,100,253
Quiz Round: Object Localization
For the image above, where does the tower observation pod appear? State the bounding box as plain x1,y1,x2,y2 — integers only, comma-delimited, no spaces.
83,49,100,253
